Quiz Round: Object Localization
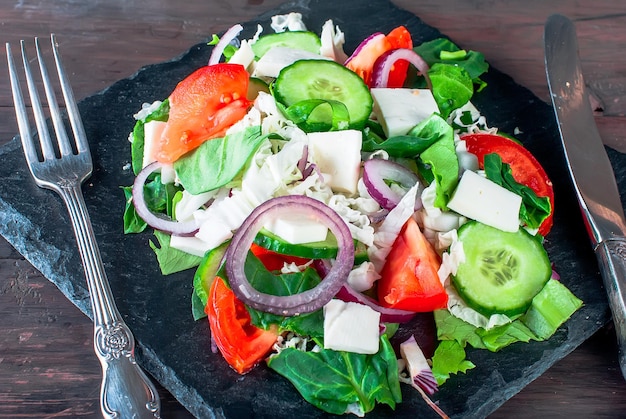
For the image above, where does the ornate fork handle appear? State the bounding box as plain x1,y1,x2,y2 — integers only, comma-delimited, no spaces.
58,178,160,418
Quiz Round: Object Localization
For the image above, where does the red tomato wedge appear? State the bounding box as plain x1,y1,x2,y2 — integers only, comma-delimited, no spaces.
461,133,555,236
384,26,413,88
346,26,412,87
206,277,278,374
156,63,251,163
250,243,310,272
377,217,448,312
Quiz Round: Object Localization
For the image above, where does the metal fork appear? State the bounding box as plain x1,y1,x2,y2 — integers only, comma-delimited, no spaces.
6,35,161,418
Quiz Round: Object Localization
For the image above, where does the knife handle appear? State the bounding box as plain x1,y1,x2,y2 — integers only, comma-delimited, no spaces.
595,238,626,380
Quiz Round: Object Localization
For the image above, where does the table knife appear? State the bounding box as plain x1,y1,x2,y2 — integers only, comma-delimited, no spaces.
544,13,626,380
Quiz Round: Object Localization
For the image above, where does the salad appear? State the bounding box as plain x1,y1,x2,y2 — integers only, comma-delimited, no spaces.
123,12,583,417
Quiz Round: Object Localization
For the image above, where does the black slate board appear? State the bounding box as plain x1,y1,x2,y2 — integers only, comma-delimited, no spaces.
0,0,617,417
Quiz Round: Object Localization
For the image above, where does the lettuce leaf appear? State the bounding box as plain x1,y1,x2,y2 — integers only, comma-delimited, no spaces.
131,100,170,175
413,115,459,208
431,339,475,386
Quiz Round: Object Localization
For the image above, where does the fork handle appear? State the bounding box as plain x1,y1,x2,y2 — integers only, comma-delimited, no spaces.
59,183,161,418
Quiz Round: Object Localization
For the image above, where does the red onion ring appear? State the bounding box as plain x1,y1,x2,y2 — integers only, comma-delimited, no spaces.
344,32,385,66
208,24,243,65
363,158,420,211
371,48,431,89
132,161,199,236
225,195,354,316
336,285,416,323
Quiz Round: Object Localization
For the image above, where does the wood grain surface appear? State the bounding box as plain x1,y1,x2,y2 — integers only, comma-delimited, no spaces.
1,0,626,417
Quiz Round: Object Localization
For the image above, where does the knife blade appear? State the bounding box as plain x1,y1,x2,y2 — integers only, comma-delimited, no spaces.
545,13,626,380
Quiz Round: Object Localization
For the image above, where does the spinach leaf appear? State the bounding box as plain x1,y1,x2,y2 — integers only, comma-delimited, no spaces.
149,230,203,275
122,186,147,234
267,335,402,415
483,153,551,230
174,126,268,194
122,173,180,234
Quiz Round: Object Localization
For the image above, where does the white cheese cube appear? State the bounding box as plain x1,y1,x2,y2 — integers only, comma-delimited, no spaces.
169,234,214,258
253,47,331,79
447,170,522,232
371,88,440,138
142,120,167,168
264,214,328,245
228,39,255,71
308,130,362,195
323,299,381,354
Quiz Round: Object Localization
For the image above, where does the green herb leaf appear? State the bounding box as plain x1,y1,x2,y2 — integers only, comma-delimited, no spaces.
149,230,203,275
267,335,402,415
174,126,268,194
122,186,147,234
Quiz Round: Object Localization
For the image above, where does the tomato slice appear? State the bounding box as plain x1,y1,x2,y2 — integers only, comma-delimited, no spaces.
206,277,278,374
250,243,310,272
156,63,251,163
461,133,555,236
384,26,413,88
377,217,448,312
346,26,412,87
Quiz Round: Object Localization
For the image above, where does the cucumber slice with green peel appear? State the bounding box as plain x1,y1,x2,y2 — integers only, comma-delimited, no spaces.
247,77,269,100
451,221,552,317
193,241,229,307
273,59,373,130
254,228,369,264
251,31,321,59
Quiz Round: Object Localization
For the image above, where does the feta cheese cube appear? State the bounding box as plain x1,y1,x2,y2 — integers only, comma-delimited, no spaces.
308,129,362,194
447,170,522,232
371,88,439,138
323,300,381,354
264,214,328,245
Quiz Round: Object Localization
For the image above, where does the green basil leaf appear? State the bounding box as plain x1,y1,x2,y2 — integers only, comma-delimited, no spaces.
174,126,268,194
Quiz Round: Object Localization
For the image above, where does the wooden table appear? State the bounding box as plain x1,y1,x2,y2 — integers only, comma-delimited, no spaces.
1,0,626,417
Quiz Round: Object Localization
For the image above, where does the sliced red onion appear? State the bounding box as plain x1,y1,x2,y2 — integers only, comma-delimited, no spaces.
208,24,243,65
132,161,199,236
336,285,416,323
400,335,438,395
225,195,354,316
363,158,420,211
344,32,385,66
371,48,431,89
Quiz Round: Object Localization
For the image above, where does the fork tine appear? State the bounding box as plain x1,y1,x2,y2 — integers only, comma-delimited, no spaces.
50,34,90,155
35,36,73,157
6,42,40,165
19,39,57,161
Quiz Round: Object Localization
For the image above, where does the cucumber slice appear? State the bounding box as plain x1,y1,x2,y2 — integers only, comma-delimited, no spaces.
193,241,229,307
251,31,321,59
273,59,373,129
451,221,551,317
254,228,369,264
247,77,269,101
